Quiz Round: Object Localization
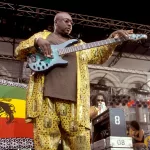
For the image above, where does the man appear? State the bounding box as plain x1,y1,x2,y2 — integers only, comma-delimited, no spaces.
15,12,133,150
90,93,107,119
96,94,107,115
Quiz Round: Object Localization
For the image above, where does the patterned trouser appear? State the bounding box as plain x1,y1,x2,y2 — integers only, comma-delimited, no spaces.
33,98,91,150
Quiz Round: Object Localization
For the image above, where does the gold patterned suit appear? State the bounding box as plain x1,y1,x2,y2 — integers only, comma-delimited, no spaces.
15,30,118,150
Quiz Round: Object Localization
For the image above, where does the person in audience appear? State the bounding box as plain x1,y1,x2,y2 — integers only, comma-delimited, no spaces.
129,120,147,150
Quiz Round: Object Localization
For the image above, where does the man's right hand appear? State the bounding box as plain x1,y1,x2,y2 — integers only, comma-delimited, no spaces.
36,37,52,57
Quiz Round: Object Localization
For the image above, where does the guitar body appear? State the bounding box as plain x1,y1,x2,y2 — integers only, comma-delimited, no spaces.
27,39,78,72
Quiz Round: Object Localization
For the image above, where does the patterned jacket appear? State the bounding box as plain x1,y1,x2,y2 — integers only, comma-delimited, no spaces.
15,30,118,129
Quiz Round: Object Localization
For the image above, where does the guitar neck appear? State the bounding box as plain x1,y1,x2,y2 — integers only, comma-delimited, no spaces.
59,37,126,55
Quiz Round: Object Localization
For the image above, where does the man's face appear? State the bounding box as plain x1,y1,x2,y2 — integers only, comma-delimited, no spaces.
55,13,73,35
97,95,104,104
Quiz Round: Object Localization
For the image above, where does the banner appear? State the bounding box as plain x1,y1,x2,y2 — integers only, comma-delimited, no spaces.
0,79,34,149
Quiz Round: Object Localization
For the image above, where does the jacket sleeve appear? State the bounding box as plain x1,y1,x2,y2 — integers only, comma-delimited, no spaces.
15,30,50,61
79,40,118,64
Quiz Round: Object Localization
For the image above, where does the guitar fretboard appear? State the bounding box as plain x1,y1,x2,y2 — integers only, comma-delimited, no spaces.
58,37,125,55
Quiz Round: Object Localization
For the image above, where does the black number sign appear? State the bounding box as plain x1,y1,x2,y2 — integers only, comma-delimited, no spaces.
92,108,127,142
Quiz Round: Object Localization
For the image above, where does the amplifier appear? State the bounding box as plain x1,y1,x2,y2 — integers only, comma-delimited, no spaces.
93,139,106,150
106,148,133,150
92,108,127,142
106,136,133,148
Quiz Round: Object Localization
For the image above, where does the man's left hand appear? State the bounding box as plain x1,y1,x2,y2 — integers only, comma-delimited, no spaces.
109,29,133,40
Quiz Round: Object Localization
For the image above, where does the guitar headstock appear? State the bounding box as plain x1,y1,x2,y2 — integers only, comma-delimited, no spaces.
128,34,147,41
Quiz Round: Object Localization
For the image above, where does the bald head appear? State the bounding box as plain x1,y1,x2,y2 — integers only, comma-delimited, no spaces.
53,12,73,35
54,12,71,22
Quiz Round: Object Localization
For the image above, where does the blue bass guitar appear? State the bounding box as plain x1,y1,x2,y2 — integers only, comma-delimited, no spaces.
27,34,147,72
